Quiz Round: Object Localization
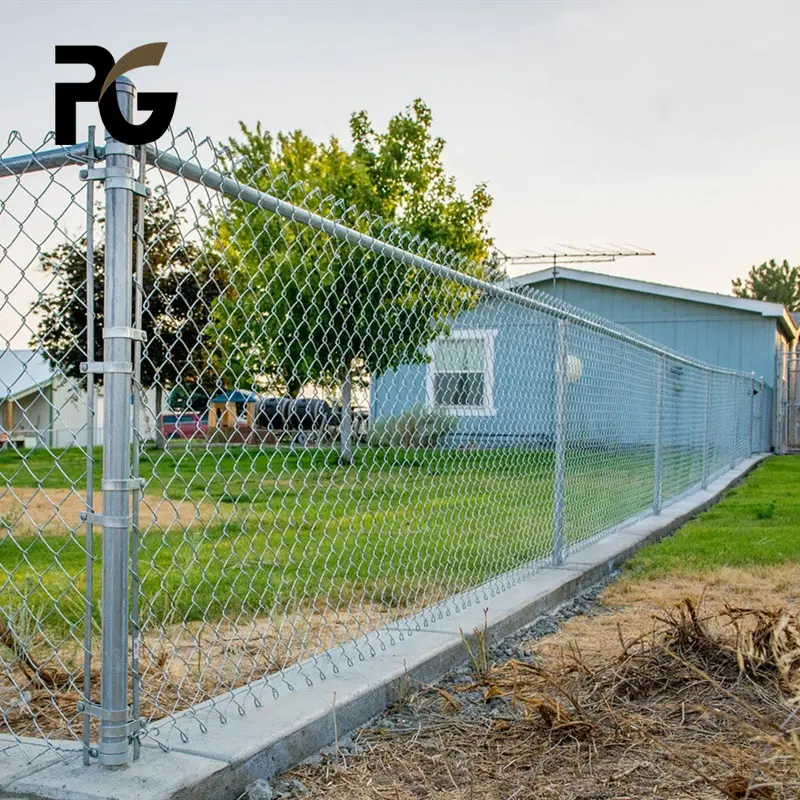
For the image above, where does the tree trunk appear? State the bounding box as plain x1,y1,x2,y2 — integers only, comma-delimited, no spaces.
154,383,166,451
339,363,353,465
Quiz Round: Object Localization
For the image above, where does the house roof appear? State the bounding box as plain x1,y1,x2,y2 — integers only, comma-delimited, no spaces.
0,350,54,402
505,267,798,342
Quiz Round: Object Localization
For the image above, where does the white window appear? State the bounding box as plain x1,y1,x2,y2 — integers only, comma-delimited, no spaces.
426,329,497,416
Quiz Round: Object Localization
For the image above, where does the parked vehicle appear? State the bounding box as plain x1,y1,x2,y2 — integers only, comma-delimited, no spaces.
255,397,336,432
158,411,209,440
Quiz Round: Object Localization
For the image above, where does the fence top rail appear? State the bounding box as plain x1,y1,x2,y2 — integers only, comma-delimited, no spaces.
144,143,758,379
0,132,759,380
0,140,95,177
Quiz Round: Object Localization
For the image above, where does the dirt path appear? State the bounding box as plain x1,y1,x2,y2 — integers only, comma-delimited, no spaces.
0,486,224,535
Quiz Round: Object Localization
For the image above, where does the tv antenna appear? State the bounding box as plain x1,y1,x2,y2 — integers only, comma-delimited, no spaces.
497,244,656,290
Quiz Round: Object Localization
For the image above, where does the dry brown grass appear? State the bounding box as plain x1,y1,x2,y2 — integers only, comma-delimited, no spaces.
0,487,224,536
284,573,800,800
0,601,403,742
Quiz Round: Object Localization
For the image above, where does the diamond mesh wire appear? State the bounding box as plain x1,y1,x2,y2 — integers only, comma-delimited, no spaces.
0,127,772,761
0,133,97,759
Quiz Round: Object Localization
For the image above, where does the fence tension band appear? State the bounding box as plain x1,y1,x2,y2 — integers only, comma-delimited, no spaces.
76,702,145,748
79,166,150,198
80,511,132,528
104,326,147,343
102,478,145,492
80,361,133,375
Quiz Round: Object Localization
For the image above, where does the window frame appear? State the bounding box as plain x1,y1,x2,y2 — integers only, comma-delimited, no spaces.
426,328,498,417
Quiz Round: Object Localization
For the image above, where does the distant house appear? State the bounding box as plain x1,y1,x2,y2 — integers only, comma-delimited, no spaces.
0,350,158,449
370,268,798,449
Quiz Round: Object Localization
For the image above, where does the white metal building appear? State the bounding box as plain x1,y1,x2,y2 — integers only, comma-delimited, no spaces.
0,350,157,449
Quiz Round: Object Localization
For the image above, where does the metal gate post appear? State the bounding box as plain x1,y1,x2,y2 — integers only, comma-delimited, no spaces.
78,77,144,767
701,371,711,489
653,355,664,514
553,319,568,564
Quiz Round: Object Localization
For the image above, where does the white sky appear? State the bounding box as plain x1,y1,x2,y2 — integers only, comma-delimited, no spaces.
1,0,799,297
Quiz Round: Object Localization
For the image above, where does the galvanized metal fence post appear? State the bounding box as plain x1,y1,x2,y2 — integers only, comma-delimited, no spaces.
749,374,756,454
82,125,97,766
730,377,739,468
99,77,136,768
773,343,783,453
701,372,711,489
129,141,148,762
78,77,141,767
653,355,665,514
553,319,568,564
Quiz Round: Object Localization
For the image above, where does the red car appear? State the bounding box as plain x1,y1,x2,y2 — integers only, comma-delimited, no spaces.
158,411,209,440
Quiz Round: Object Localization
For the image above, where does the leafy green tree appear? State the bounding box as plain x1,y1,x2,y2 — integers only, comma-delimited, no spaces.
33,192,224,404
206,99,501,396
732,259,800,310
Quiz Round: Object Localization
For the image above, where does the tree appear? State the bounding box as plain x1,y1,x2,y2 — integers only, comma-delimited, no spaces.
204,99,501,398
33,191,225,405
732,259,800,310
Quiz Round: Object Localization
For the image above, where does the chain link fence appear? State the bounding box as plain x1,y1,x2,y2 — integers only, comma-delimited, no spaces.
0,82,773,767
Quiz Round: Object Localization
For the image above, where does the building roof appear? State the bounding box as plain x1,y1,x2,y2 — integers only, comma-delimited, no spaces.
505,267,798,341
0,350,54,401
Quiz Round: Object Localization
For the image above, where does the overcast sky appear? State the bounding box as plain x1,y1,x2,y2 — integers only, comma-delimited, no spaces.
2,0,799,295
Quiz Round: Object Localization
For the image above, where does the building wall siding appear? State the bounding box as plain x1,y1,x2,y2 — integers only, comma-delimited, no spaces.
371,278,781,454
538,280,782,385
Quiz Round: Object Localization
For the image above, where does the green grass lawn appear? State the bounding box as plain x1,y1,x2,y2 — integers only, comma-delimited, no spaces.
0,443,662,636
626,455,800,577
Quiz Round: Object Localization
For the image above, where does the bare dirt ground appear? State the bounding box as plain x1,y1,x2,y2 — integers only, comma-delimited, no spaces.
0,486,223,535
277,567,800,800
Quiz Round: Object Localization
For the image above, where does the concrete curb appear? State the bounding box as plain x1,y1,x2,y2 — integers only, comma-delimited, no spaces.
1,455,768,800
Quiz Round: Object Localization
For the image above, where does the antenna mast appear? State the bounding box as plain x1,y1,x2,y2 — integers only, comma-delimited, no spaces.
498,245,656,291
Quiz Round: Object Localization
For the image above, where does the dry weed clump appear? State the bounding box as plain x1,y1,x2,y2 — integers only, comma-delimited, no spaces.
0,601,404,742
287,599,800,800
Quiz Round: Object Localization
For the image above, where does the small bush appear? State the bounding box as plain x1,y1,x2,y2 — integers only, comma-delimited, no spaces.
369,405,458,449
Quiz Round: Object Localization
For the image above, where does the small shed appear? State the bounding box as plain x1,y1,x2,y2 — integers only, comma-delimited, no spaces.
208,389,259,430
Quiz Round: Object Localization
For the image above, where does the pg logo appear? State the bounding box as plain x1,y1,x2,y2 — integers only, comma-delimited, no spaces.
55,43,177,146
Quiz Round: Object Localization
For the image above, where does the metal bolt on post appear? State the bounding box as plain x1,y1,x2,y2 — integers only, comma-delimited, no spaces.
553,319,568,564
653,355,665,514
